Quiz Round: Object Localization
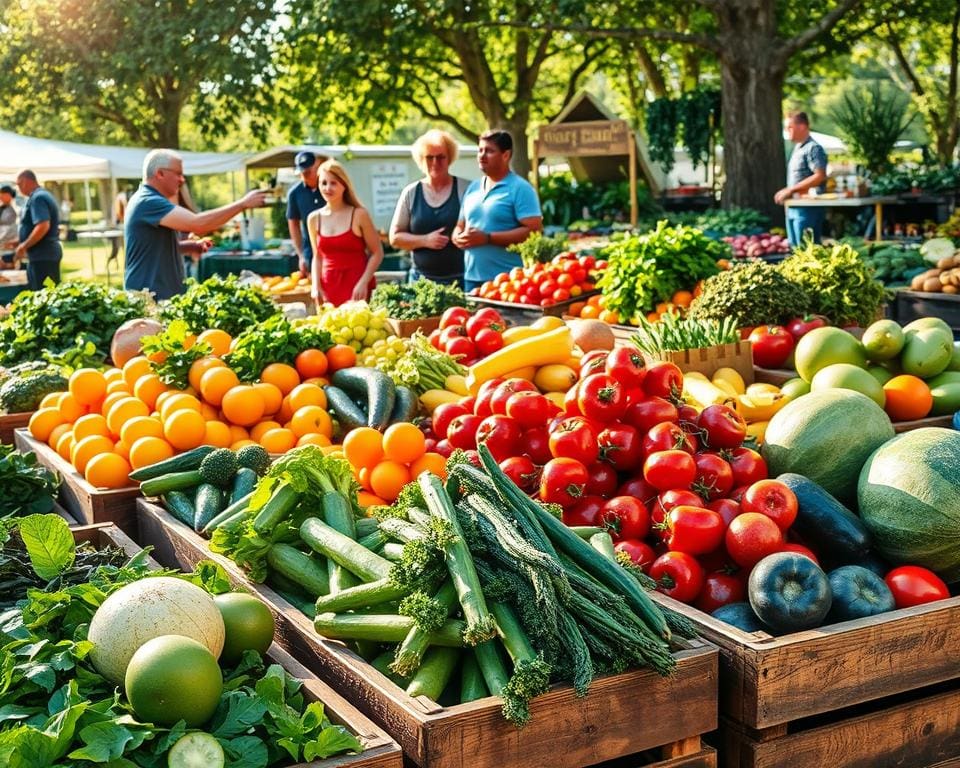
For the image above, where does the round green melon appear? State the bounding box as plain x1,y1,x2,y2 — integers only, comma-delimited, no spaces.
762,390,894,506
858,428,960,582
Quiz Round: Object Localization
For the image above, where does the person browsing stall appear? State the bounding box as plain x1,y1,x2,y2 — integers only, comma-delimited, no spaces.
775,111,828,246
12,170,62,290
389,129,467,285
307,159,383,306
452,130,542,292
124,149,266,300
0,185,18,263
286,151,325,277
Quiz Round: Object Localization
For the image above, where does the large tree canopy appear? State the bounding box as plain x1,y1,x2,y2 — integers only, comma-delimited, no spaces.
283,0,608,176
0,0,280,148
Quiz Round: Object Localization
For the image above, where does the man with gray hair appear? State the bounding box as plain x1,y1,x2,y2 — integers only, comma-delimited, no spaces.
124,148,266,299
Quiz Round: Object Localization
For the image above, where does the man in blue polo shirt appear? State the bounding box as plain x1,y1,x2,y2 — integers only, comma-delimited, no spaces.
453,130,542,291
13,170,62,290
286,151,325,277
775,111,828,246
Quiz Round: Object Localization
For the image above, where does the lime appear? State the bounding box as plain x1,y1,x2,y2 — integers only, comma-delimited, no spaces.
861,320,905,362
214,593,275,665
167,732,225,768
125,635,223,727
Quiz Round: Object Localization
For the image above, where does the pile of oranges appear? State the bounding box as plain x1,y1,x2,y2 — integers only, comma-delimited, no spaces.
27,328,359,490
339,423,446,508
566,286,702,325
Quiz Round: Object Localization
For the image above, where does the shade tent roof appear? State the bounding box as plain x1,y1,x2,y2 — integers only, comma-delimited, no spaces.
244,144,478,170
0,130,246,181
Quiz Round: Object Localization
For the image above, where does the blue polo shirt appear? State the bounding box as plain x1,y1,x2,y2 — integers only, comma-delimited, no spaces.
286,180,325,267
124,184,182,300
19,188,61,262
788,138,828,193
460,172,541,284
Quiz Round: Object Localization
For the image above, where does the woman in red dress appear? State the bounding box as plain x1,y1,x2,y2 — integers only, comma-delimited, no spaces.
307,159,383,306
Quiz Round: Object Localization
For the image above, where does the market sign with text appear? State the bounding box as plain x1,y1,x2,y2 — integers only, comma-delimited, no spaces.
537,120,631,157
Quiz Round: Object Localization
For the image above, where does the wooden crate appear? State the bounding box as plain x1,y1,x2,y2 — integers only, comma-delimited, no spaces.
751,367,796,387
14,428,141,533
272,288,317,315
69,523,403,768
649,590,960,766
469,293,599,324
0,410,31,444
645,343,754,384
137,499,720,768
893,414,954,432
387,316,441,338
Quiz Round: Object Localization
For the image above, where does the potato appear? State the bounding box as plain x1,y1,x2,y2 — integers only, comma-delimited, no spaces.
912,273,927,290
938,257,955,269
923,277,944,292
944,285,959,294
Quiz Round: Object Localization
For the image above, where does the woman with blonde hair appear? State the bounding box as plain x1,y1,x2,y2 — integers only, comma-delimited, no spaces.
308,159,384,305
389,129,468,285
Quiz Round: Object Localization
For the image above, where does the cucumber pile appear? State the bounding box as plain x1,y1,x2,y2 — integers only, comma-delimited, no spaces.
324,366,418,432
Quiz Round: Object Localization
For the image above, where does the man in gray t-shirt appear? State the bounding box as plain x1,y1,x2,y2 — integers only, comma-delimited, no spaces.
774,111,828,246
124,149,267,300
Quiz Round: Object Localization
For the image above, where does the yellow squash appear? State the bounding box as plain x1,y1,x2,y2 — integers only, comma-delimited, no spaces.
533,364,579,393
419,389,463,413
444,374,469,396
712,367,746,395
467,326,574,394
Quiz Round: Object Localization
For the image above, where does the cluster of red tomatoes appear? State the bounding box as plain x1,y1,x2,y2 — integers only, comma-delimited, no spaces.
470,252,606,306
427,306,505,367
748,314,829,369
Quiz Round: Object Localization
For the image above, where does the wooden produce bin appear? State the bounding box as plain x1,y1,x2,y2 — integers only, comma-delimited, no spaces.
272,288,317,315
469,293,598,326
137,500,720,768
751,367,796,387
386,315,441,338
0,410,32,444
15,428,141,533
893,290,960,337
651,591,960,768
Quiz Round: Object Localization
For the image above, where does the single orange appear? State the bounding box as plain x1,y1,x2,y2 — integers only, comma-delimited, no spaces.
228,424,250,444
159,393,202,421
71,434,114,474
200,366,240,407
230,438,257,451
203,420,232,448
357,491,388,508
122,356,152,390
382,422,426,464
410,452,447,481
196,329,233,357
883,375,933,421
120,415,164,446
325,344,356,372
129,436,175,470
369,460,410,503
277,395,294,424
103,367,124,384
289,405,332,438
57,392,88,423
113,440,130,461
85,452,132,489
221,385,265,427
297,433,332,447
579,304,600,320
55,430,74,461
250,420,282,442
134,373,168,409
106,379,131,396
295,348,328,379
69,368,107,406
188,356,227,391
47,422,72,450
101,391,130,417
343,427,384,470
356,465,372,491
163,408,207,450
260,427,297,454
260,363,300,395
40,392,62,409
73,413,111,441
253,382,283,416
106,396,150,436
200,402,220,421
287,383,325,412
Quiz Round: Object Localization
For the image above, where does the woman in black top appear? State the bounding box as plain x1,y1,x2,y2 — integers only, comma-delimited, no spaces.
389,129,467,285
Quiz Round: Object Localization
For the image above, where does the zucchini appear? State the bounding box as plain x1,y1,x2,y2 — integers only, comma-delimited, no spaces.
252,482,301,533
389,385,419,423
162,490,196,527
230,467,258,505
459,652,488,703
129,445,216,481
331,368,396,430
140,470,202,498
777,473,872,564
355,517,380,538
299,517,393,582
322,490,359,594
200,492,253,536
313,612,465,645
323,385,368,432
193,483,225,532
406,646,459,701
267,543,330,597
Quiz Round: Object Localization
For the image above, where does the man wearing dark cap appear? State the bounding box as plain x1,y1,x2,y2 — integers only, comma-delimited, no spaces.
0,185,17,263
13,171,62,289
286,151,324,277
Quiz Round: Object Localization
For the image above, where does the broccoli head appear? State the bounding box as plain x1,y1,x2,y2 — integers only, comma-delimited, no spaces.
236,444,271,475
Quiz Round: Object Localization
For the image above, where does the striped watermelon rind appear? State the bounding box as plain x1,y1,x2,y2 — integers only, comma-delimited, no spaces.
858,428,960,582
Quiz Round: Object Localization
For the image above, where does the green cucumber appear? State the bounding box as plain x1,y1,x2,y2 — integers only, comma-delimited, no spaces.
162,490,196,527
193,483,225,532
230,467,258,505
267,543,330,597
323,385,368,432
406,646,459,701
331,367,396,430
200,492,253,536
252,482,301,533
128,445,216,481
389,385,419,423
140,470,202,498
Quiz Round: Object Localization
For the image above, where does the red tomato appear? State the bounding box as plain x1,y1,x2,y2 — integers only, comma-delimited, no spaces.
563,495,606,527
600,496,650,541
549,417,599,464
578,373,627,423
505,390,552,428
428,329,443,350
476,415,522,462
653,489,706,528
518,427,552,465
432,402,471,441
617,476,658,506
445,336,477,361
605,347,647,389
643,362,684,399
539,457,589,507
473,327,504,357
440,325,467,347
725,513,784,568
694,572,746,614
650,551,705,603
643,449,697,491
447,413,483,450
741,479,798,532
472,307,503,326
466,313,505,339
585,461,619,498
662,505,725,555
624,396,679,434
563,380,583,416
697,404,747,450
676,403,701,434
707,497,741,528
692,452,735,501
490,379,537,416
474,378,504,418
643,422,696,457
786,314,829,341
748,325,795,369
579,350,609,376
499,455,539,493
440,306,470,329
597,424,643,472
727,447,768,487
779,542,819,565
616,539,657,572
885,566,950,608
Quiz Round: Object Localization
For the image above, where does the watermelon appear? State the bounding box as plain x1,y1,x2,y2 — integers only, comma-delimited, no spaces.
858,428,960,582
762,390,894,506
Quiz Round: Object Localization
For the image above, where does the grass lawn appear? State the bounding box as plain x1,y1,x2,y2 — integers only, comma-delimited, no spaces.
61,239,124,285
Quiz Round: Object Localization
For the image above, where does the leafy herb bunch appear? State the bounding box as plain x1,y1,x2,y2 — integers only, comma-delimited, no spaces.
369,279,466,320
160,275,281,337
225,315,334,382
688,261,809,328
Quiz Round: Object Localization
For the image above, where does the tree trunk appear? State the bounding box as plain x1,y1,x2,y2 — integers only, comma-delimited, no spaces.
718,54,787,225
509,122,532,181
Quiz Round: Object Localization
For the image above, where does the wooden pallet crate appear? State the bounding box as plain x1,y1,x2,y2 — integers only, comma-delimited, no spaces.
14,428,141,533
650,591,960,766
0,410,32,444
64,523,403,768
136,499,720,768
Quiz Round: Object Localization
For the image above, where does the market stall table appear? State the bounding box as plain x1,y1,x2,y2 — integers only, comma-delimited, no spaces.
784,195,897,241
198,249,298,280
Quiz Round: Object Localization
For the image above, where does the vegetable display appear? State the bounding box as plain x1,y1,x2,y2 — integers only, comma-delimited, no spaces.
688,261,810,328
361,332,465,396
471,251,601,307
160,275,282,337
369,280,466,320
630,313,740,357
224,315,334,383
